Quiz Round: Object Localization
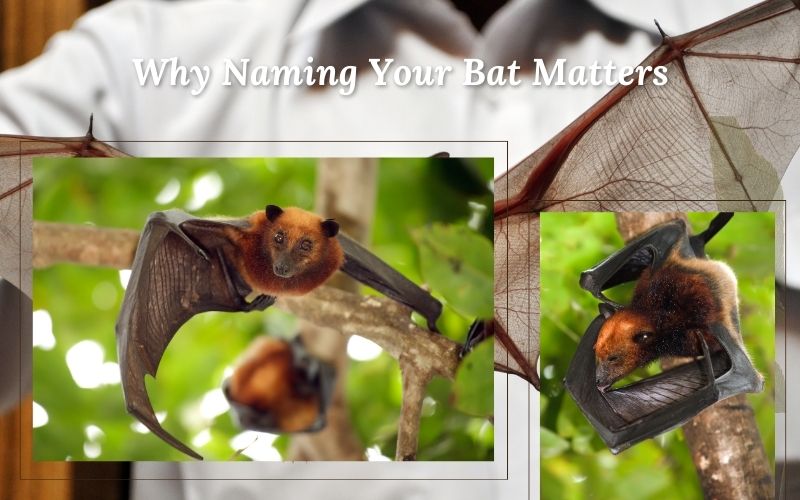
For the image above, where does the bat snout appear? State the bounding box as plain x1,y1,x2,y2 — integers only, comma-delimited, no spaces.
273,261,294,278
595,360,616,392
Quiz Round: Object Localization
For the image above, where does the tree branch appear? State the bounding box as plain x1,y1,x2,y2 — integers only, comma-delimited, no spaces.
288,157,377,461
615,212,773,499
33,222,138,269
396,364,432,461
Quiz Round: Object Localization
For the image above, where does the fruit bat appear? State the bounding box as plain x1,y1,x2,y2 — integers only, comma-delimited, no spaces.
564,213,764,453
115,204,442,459
493,0,800,391
223,335,335,434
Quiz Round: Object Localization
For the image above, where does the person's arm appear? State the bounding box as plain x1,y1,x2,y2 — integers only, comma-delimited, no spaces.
0,1,144,137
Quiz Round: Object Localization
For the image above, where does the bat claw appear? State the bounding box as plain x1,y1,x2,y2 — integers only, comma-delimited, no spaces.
247,294,275,311
459,319,488,358
193,246,210,260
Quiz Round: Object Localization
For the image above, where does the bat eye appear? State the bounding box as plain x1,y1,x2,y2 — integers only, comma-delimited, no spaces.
274,232,285,245
633,331,651,344
607,354,620,363
299,239,313,252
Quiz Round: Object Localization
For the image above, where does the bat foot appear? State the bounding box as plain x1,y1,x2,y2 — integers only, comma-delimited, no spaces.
246,294,276,311
459,319,488,359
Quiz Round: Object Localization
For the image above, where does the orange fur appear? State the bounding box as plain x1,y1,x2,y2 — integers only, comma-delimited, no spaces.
228,337,320,432
226,207,344,296
594,310,654,384
594,257,737,390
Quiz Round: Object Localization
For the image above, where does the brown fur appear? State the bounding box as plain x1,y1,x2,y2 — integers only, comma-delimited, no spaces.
226,207,344,296
228,337,320,432
594,254,738,390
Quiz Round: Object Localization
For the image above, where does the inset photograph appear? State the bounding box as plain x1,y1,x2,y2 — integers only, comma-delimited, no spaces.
539,212,774,499
32,157,494,461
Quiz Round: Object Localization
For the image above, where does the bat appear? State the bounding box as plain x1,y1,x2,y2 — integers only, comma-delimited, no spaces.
564,213,764,453
460,319,492,358
224,335,336,434
493,0,800,390
115,205,442,459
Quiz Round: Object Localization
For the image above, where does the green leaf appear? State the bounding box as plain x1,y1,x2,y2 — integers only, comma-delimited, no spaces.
452,339,493,417
413,224,493,318
541,427,570,459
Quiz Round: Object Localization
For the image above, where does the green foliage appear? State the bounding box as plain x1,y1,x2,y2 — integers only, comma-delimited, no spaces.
453,339,494,417
414,223,494,319
32,157,494,461
539,212,775,500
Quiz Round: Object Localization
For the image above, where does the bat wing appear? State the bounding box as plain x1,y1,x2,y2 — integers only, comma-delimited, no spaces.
494,0,800,389
493,213,539,388
337,233,442,331
116,210,274,460
579,219,691,306
565,315,720,453
580,213,735,304
566,318,761,453
0,124,130,461
0,121,126,298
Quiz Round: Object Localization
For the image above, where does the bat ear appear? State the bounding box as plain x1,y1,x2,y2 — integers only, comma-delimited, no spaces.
321,219,339,238
599,303,616,319
265,205,283,222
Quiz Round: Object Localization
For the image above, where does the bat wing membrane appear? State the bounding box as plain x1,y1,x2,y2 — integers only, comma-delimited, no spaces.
115,210,272,459
338,233,442,331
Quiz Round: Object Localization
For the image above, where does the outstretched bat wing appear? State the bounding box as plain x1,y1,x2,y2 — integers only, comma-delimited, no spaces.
494,0,800,389
338,233,442,331
0,121,127,297
116,210,273,460
0,125,127,440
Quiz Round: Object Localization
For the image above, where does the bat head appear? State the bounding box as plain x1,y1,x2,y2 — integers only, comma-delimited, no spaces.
593,309,656,391
225,336,336,434
264,205,341,280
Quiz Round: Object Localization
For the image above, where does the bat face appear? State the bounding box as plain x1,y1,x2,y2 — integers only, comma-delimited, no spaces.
593,309,656,391
264,205,341,280
267,224,331,279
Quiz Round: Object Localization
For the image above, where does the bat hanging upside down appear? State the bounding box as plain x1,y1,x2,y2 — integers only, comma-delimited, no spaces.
593,256,735,391
567,213,765,453
224,335,336,434
592,214,760,392
116,204,442,459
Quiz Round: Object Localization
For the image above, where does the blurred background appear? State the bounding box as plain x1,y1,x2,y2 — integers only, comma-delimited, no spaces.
539,212,775,499
32,156,494,461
